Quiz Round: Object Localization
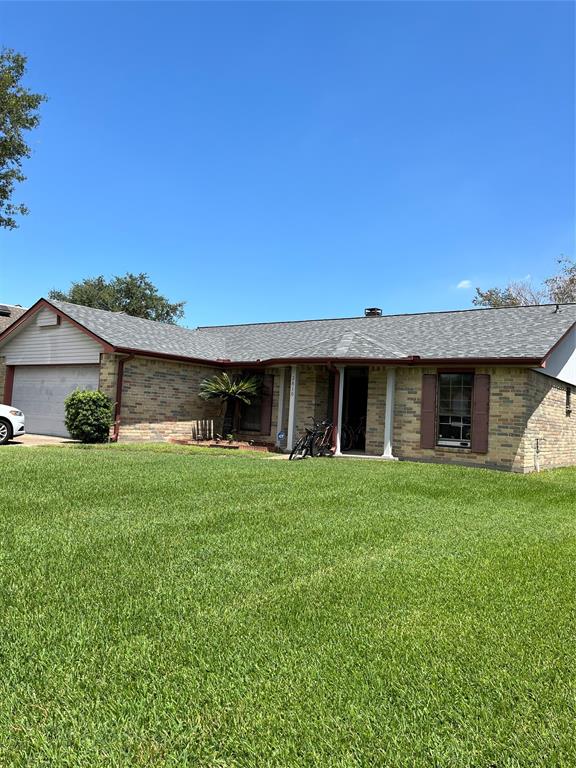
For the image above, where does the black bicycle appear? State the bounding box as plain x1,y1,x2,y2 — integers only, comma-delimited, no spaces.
289,419,334,460
341,416,366,452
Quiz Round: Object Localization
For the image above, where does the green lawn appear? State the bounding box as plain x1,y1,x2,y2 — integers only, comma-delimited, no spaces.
0,445,575,767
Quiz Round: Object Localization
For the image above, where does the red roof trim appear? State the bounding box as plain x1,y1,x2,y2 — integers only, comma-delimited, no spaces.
113,347,221,366
100,349,547,368
240,355,546,368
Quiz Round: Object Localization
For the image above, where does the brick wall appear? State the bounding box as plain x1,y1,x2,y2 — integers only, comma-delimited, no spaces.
365,366,387,455
523,372,576,471
293,365,333,439
118,356,222,441
391,366,532,472
98,353,118,406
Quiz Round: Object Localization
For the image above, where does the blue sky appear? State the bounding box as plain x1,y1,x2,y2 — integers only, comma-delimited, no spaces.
0,1,574,327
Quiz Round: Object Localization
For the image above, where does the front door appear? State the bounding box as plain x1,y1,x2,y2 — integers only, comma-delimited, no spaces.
342,367,368,452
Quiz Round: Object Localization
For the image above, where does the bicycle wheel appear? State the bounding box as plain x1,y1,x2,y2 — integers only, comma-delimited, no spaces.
340,425,353,452
313,428,333,457
289,435,308,460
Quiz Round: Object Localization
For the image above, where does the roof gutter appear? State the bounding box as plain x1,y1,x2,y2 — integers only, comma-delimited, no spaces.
97,351,549,368
243,355,546,368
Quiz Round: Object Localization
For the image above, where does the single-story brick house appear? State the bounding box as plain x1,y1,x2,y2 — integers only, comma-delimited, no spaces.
0,298,575,471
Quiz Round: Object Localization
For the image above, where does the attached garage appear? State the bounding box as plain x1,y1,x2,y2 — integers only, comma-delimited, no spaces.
0,305,106,437
12,365,100,437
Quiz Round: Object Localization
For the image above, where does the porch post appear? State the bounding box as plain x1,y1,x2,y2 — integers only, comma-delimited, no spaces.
382,367,397,459
287,365,298,450
275,367,286,448
335,365,345,456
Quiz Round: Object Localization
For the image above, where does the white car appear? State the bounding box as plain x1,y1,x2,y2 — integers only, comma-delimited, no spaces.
0,403,26,444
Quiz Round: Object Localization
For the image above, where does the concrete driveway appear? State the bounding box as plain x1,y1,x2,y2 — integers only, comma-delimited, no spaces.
6,434,77,447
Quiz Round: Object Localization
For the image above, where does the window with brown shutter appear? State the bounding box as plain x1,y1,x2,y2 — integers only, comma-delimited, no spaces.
470,374,490,453
437,372,474,447
421,371,491,453
420,374,437,448
238,372,274,434
259,374,274,435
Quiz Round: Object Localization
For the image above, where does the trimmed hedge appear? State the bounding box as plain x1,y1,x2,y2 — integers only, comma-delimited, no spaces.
64,390,113,443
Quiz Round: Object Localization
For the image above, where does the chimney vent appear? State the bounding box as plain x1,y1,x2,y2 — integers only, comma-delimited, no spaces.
364,307,382,317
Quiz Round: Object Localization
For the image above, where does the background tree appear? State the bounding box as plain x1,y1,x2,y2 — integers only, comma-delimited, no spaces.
199,373,261,437
49,272,186,324
0,48,46,229
544,257,576,304
473,257,576,307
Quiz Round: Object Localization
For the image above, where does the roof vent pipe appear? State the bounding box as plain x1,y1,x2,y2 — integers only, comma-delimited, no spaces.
555,304,561,313
364,307,382,317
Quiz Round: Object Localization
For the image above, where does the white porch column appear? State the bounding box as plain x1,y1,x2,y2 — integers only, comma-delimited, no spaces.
275,367,286,448
334,365,345,456
287,365,299,450
382,367,397,459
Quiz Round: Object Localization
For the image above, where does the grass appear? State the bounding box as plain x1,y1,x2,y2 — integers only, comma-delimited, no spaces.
0,444,575,767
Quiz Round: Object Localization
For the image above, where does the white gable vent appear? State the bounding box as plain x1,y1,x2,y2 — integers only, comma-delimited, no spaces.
36,309,60,327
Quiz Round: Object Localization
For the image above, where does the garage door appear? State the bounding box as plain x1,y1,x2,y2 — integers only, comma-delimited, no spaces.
12,365,100,437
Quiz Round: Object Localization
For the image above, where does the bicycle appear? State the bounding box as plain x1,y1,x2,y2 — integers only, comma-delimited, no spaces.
313,420,334,457
341,416,366,452
289,419,334,460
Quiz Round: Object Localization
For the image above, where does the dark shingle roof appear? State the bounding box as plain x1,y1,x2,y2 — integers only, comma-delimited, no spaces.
0,305,27,333
6,299,576,364
49,300,228,360
194,303,576,362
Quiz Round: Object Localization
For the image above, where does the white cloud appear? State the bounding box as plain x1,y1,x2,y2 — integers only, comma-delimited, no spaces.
457,279,472,290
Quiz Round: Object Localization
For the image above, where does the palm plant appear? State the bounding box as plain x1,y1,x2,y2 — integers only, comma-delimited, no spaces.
198,372,261,437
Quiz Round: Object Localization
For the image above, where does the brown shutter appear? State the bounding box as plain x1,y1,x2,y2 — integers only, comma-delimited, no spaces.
420,374,437,449
260,374,274,435
471,373,490,453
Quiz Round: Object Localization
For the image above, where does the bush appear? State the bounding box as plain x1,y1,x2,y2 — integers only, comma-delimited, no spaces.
64,390,113,443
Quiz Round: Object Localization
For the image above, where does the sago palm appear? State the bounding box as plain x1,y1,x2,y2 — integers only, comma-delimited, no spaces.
199,373,261,436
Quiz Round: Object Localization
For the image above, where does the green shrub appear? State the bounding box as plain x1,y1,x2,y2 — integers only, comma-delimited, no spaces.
64,390,113,443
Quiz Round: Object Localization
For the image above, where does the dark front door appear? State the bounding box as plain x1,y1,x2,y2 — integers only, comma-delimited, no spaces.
342,367,368,451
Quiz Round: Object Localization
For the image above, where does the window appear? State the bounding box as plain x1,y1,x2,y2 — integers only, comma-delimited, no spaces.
238,372,274,434
239,389,263,431
437,373,473,447
567,385,572,417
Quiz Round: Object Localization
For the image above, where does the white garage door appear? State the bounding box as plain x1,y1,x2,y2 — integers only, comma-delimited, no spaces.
12,365,100,437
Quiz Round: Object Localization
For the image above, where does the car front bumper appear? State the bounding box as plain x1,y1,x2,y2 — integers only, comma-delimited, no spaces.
11,415,25,436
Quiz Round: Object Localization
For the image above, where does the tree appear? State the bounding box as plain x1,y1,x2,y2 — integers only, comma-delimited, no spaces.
473,257,576,308
49,272,186,324
199,372,261,437
0,48,46,229
544,257,576,304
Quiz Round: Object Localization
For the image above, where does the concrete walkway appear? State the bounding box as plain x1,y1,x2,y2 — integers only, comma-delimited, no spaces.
6,434,77,447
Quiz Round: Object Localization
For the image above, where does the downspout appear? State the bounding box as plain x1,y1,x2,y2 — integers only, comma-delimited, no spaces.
112,355,134,442
3,365,14,405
